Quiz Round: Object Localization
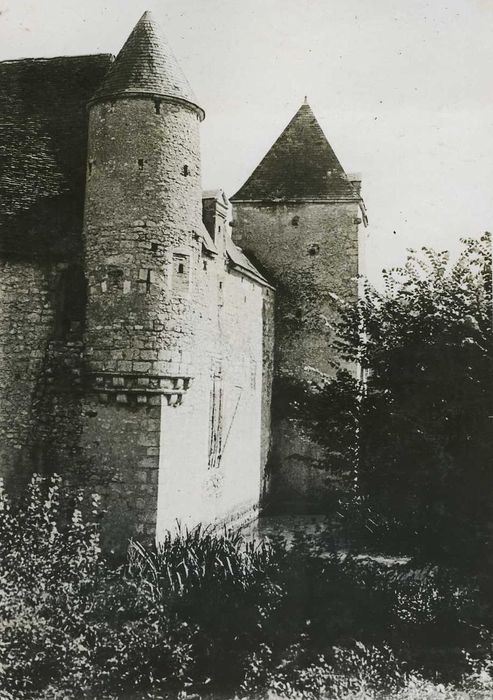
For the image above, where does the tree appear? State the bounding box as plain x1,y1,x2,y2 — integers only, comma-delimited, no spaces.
298,233,492,563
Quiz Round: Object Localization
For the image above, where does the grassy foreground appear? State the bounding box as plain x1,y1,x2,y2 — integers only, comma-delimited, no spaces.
1,476,493,699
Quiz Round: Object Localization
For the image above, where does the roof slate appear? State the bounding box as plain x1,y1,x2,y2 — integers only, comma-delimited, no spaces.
92,11,203,118
225,236,272,288
231,102,358,202
0,54,113,260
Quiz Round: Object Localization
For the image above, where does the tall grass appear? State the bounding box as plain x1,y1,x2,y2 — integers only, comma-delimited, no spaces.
1,475,493,699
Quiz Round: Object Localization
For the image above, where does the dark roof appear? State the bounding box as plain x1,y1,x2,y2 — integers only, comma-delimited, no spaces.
92,11,204,120
202,189,228,205
231,102,359,202
225,236,273,288
200,223,218,256
0,54,113,260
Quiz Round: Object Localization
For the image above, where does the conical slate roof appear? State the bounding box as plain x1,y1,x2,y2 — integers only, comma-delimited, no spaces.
231,102,357,201
91,11,204,119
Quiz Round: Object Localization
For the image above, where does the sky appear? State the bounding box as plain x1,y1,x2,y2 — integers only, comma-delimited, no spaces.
0,0,492,281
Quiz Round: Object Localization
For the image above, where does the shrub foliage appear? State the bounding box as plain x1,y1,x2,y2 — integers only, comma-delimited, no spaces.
278,234,493,563
1,476,493,698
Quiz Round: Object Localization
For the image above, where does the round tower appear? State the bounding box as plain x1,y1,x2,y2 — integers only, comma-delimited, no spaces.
83,10,204,394
81,11,205,547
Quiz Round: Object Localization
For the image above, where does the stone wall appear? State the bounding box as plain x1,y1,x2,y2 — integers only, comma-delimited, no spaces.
81,95,273,546
0,90,274,549
81,96,203,545
232,200,361,509
156,226,274,537
0,260,55,487
232,201,360,380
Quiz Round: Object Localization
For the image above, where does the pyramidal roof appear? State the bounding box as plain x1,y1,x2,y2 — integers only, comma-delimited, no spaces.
231,101,358,201
91,11,204,119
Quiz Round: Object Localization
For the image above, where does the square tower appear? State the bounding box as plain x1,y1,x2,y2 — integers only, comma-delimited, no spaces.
231,100,367,509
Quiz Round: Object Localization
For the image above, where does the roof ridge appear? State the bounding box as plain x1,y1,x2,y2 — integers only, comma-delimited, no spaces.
0,53,114,66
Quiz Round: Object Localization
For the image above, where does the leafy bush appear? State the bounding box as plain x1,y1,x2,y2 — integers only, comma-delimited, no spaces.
0,474,103,697
281,234,493,564
1,476,493,698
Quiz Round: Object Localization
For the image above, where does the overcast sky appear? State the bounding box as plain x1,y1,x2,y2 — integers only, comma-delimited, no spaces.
0,0,492,281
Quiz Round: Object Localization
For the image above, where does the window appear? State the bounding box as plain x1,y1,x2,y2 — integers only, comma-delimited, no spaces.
172,253,190,295
291,215,300,227
208,371,224,469
250,360,257,390
182,164,190,176
138,158,144,170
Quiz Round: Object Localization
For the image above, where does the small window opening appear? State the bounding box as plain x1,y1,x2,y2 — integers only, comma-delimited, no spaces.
108,267,124,287
182,164,190,176
172,253,190,294
151,242,158,252
146,269,152,293
291,215,300,227
219,281,223,289
138,158,144,170
308,243,320,256
218,225,221,232
88,161,93,175
203,260,208,271
154,99,161,114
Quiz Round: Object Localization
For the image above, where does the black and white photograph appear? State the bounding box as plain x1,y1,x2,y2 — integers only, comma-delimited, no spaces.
0,1,492,698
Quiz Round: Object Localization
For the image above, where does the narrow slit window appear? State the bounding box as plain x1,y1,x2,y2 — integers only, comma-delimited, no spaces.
182,164,189,176
138,158,144,170
172,253,190,295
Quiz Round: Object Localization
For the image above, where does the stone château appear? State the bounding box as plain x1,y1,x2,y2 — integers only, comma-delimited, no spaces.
0,11,366,548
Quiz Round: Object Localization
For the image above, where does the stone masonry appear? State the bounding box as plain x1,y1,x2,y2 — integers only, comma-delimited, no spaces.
0,12,274,549
0,12,365,547
231,101,367,510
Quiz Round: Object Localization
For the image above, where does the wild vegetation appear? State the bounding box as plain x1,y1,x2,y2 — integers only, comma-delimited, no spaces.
276,233,493,565
1,475,493,699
